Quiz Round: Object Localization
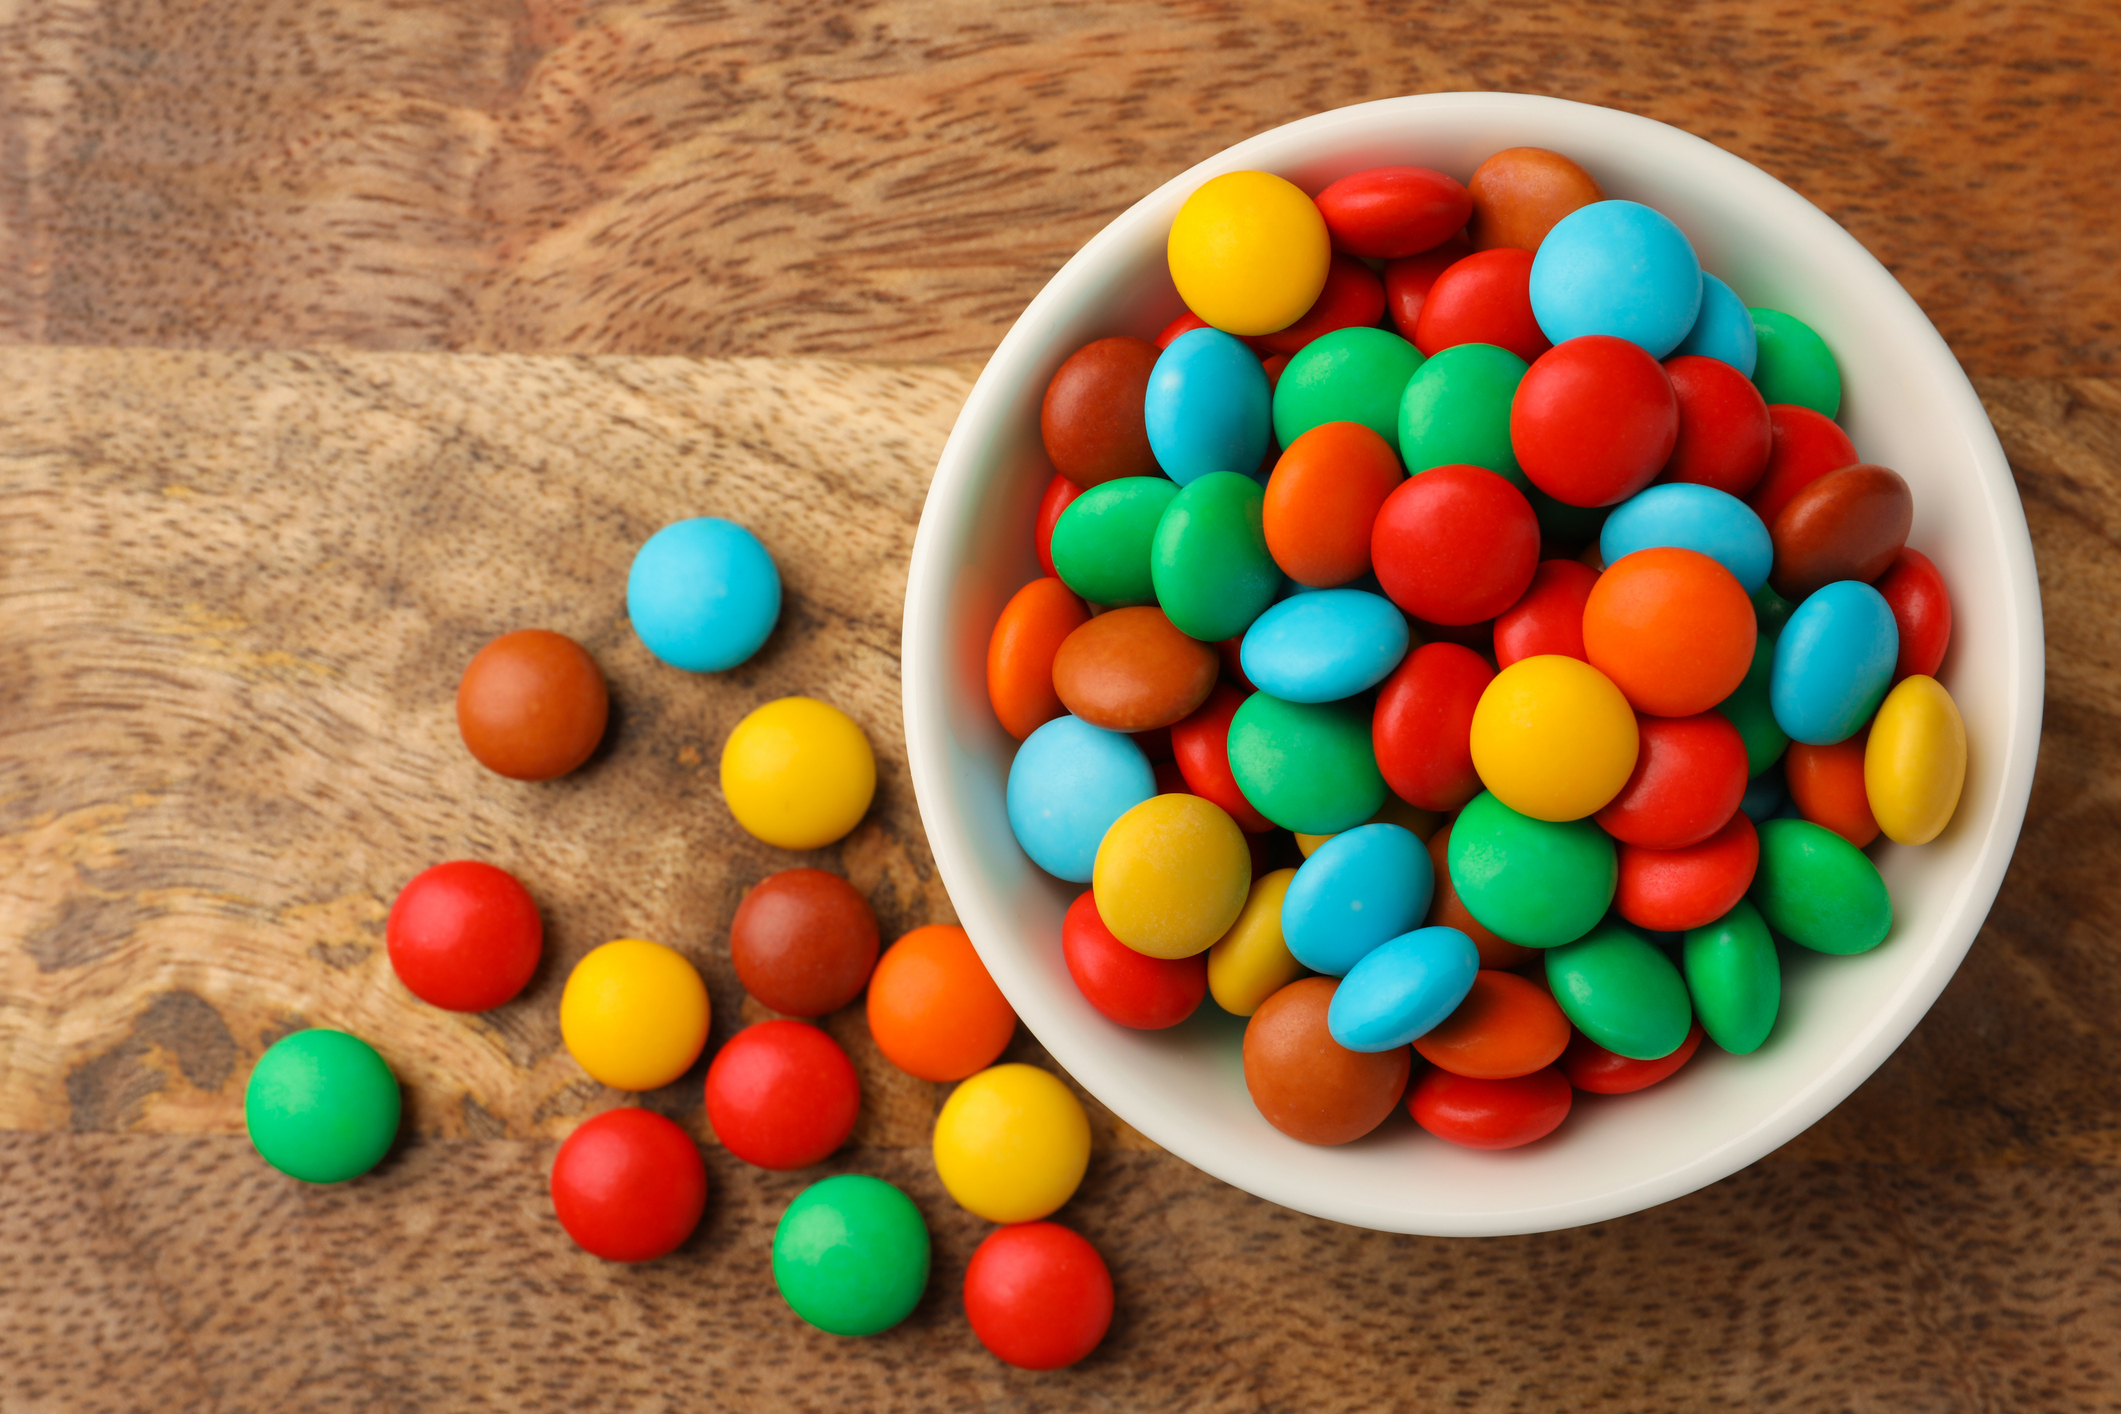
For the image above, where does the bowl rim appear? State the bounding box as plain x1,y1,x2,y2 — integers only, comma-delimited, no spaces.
902,91,2044,1235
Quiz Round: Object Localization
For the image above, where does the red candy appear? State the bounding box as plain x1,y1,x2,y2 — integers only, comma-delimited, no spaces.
1511,335,1679,508
1876,547,1953,682
703,1020,860,1170
1371,464,1540,625
1747,404,1857,527
1660,354,1772,497
1562,1022,1703,1094
1383,235,1473,337
386,861,542,1013
1615,810,1760,933
1372,642,1496,813
1252,254,1386,355
1171,682,1275,832
1314,165,1472,259
963,1222,1115,1370
1263,421,1403,587
1034,472,1082,579
1493,558,1599,669
1041,337,1161,488
1593,712,1750,849
1408,1065,1573,1150
1062,890,1208,1029
1156,311,1211,349
1413,248,1551,364
550,1109,708,1262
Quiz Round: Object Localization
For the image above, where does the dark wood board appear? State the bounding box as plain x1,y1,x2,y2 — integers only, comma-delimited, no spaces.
2,1,2119,1408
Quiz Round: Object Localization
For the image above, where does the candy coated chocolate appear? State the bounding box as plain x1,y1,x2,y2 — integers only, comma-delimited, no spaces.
1769,463,1913,600
1051,607,1218,732
1242,977,1409,1145
1466,148,1604,253
1041,337,1161,488
730,869,880,1017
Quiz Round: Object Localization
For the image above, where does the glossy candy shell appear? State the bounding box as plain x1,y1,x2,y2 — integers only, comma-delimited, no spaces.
1545,923,1694,1060
1327,926,1481,1051
1240,590,1409,704
1281,824,1434,976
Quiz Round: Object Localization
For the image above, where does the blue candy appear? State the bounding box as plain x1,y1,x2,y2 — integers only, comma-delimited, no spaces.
1770,581,1899,745
1005,716,1154,882
627,517,782,672
1529,201,1704,359
1240,590,1409,704
1280,823,1433,976
1671,272,1758,377
1600,483,1773,593
1327,926,1481,1052
1144,328,1271,487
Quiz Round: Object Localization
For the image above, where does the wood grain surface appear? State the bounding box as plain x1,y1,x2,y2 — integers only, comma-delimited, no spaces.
1,0,2115,374
3,0,2120,1408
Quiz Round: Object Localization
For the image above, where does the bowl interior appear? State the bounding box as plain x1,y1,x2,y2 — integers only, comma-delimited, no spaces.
903,92,2042,1236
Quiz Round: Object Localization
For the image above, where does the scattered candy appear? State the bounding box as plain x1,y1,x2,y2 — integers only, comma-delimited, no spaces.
728,868,880,1018
773,1174,931,1337
932,1063,1092,1223
550,1108,707,1261
385,860,542,1012
963,1222,1115,1370
627,517,781,672
245,1029,401,1183
720,696,876,849
560,939,711,1091
866,925,1016,1082
704,1020,860,1170
456,628,608,781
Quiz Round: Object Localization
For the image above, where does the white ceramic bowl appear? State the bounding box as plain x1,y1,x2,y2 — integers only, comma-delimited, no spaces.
902,92,2042,1236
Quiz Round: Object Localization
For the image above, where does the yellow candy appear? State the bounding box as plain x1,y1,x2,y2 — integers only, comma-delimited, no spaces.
560,939,710,1090
1207,868,1301,1017
1296,794,1441,857
932,1064,1090,1223
1468,655,1639,822
1167,171,1331,337
720,696,876,849
1864,675,1967,845
1092,794,1251,959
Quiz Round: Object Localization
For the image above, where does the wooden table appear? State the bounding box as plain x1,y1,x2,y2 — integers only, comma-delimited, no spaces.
3,4,2117,1409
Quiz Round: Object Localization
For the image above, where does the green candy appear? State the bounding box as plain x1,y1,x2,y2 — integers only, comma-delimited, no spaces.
1750,819,1892,955
1447,791,1615,947
1751,580,1796,636
1716,631,1789,775
1683,899,1781,1054
1546,922,1695,1060
1226,692,1384,834
1049,475,1177,606
772,1175,931,1337
1272,327,1426,452
1397,343,1529,487
1749,308,1842,419
244,1029,401,1183
1151,471,1279,642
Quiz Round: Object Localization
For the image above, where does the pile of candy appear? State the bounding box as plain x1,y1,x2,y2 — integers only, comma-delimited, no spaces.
993,146,1969,1150
242,516,1114,1367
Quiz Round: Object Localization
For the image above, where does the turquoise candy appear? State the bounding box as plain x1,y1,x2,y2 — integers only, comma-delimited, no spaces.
1328,927,1481,1052
1144,328,1272,486
1048,476,1177,607
1272,327,1426,453
1717,632,1788,775
1750,819,1892,955
1770,580,1898,745
1397,343,1530,487
1151,471,1279,642
1683,899,1780,1054
1239,589,1409,704
1546,922,1695,1060
1226,692,1385,834
1281,823,1433,975
1447,791,1615,948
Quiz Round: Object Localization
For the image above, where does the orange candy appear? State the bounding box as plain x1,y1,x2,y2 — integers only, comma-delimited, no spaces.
1466,148,1605,253
1581,547,1755,717
1785,732,1881,847
1412,971,1571,1079
987,578,1091,739
866,925,1017,1082
1426,822,1536,970
1262,422,1404,587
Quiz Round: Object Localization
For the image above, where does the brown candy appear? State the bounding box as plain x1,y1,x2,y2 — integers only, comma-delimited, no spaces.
730,868,881,1017
1242,977,1410,1145
1769,463,1913,601
1466,148,1605,253
455,629,608,781
1040,336,1162,489
1050,607,1217,731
